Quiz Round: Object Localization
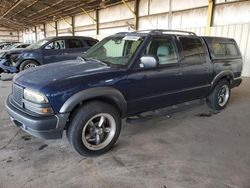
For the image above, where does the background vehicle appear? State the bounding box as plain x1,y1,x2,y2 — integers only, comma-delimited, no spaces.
0,43,30,52
0,42,19,50
0,36,98,73
0,43,30,57
5,30,242,156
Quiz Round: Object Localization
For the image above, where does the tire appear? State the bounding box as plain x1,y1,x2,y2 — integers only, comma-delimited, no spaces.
67,101,121,156
19,60,39,71
206,79,231,110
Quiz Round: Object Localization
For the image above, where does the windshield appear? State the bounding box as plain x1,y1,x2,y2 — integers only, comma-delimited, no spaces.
27,39,49,49
3,43,21,50
3,44,15,50
82,35,144,66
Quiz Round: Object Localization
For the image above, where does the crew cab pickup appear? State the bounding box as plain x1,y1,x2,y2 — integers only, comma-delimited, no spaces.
5,30,242,156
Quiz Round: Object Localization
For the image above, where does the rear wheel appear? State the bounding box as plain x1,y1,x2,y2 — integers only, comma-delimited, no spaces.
19,60,39,71
67,101,121,156
206,79,231,110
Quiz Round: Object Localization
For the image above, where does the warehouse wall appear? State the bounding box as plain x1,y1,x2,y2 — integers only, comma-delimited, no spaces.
20,0,250,76
0,26,19,42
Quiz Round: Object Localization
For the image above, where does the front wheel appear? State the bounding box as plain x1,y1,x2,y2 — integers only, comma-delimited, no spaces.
19,60,39,71
67,101,121,156
206,79,231,110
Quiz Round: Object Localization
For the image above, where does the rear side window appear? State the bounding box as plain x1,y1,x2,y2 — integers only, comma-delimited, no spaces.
211,41,239,58
68,39,84,48
179,37,206,64
86,40,98,46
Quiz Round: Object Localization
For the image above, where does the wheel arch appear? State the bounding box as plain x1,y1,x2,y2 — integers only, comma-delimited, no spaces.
211,70,234,89
17,59,41,69
60,87,127,118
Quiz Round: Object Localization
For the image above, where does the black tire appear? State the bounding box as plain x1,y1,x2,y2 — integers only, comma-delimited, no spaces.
67,101,121,156
206,79,231,110
19,60,39,71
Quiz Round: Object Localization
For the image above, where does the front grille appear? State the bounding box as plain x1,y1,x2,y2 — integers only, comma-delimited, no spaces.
12,84,23,107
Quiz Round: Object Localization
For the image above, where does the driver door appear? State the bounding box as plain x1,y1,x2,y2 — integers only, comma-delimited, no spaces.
125,35,184,115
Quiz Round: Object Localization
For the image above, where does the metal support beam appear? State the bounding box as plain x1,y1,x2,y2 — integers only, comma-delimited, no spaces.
43,24,46,38
81,8,99,35
18,31,20,42
95,10,99,35
34,26,37,42
134,0,139,30
46,21,56,29
122,0,138,30
81,8,96,22
72,16,75,36
59,15,73,34
205,0,214,35
0,0,25,18
55,21,58,36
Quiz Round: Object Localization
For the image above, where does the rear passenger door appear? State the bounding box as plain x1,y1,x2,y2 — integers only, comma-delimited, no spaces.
178,36,212,100
64,39,89,60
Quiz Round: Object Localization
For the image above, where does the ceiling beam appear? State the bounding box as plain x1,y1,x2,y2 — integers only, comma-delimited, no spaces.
0,0,26,18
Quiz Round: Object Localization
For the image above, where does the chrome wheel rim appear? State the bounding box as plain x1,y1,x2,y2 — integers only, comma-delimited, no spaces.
82,113,116,151
24,63,37,70
218,85,229,107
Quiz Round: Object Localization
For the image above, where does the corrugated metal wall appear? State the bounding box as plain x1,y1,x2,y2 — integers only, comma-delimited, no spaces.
182,23,250,77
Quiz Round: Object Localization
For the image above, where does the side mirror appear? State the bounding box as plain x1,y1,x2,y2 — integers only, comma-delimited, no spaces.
140,56,157,68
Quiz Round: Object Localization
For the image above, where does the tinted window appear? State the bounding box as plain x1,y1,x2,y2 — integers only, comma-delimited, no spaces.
86,40,98,46
45,40,65,50
68,39,84,48
145,37,178,65
179,37,206,64
211,41,239,57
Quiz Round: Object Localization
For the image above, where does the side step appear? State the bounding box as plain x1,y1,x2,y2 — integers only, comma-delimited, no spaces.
126,99,205,124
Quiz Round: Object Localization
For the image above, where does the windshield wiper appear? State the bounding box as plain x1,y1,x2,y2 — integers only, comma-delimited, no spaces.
85,57,110,66
77,56,87,61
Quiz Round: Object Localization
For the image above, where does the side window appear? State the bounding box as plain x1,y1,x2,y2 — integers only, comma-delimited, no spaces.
45,40,65,50
211,41,239,57
179,37,206,64
144,37,178,65
86,40,98,46
68,39,84,48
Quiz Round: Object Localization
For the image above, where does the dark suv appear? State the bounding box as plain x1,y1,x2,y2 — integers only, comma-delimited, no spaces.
5,30,242,156
0,36,98,73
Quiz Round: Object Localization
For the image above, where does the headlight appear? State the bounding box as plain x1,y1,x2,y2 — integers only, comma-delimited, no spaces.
24,89,48,103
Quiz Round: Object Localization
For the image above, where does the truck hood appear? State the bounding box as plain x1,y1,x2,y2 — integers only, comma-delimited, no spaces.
13,58,113,90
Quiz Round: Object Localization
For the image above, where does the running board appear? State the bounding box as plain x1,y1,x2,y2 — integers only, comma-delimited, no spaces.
126,99,205,124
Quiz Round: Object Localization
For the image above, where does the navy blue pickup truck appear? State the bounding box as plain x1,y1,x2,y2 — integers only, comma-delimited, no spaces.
5,30,242,156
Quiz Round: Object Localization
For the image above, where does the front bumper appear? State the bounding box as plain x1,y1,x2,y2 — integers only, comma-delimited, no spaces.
0,59,18,73
5,96,69,139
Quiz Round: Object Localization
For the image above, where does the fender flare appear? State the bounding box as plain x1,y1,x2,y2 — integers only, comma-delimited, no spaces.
59,87,127,117
211,70,234,88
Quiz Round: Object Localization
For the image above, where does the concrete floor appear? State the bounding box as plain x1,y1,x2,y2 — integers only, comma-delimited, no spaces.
0,73,250,188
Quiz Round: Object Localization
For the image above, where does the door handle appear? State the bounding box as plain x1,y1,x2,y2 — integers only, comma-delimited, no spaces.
223,63,231,66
